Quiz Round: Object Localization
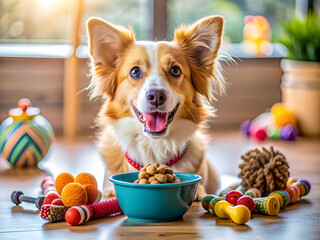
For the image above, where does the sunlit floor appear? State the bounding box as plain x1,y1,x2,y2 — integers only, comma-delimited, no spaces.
0,131,319,239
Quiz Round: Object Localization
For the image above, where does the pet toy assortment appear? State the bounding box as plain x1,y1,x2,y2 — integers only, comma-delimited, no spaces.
134,163,182,184
238,146,289,196
0,98,54,167
202,145,311,225
201,190,255,224
241,103,298,141
55,172,100,206
40,198,122,224
222,188,280,216
9,172,122,225
202,178,311,224
201,194,252,224
38,172,123,224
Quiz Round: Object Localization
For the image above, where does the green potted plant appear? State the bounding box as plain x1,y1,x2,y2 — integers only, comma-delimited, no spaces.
280,12,320,137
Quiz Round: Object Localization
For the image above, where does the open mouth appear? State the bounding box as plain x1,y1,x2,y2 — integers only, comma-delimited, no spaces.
134,104,179,136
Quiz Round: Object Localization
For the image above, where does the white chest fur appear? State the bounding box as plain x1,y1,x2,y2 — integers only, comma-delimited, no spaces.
108,116,201,169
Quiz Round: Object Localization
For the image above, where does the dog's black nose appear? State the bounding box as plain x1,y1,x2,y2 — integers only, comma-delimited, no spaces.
146,89,167,106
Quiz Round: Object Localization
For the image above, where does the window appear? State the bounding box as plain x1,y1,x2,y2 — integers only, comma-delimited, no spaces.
0,0,70,43
0,0,150,44
81,0,150,42
167,0,296,43
0,0,316,46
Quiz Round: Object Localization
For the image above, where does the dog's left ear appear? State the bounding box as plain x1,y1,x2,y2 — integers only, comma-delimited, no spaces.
174,16,225,102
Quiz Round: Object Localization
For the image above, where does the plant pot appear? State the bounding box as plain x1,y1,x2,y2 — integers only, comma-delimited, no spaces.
281,59,320,137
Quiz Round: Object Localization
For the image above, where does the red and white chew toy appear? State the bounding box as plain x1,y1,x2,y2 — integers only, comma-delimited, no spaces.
65,198,122,225
41,205,69,222
41,176,56,195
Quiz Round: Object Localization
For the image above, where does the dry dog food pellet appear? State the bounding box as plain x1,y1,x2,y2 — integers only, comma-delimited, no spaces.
147,166,157,175
165,173,174,182
157,167,166,174
150,180,161,184
148,176,156,183
139,171,150,180
139,179,149,184
154,173,167,183
134,164,182,184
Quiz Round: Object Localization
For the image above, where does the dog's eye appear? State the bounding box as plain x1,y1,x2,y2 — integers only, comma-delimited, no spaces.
170,66,181,77
130,67,143,79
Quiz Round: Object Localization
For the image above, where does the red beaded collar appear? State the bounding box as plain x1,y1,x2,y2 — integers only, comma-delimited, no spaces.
125,148,187,171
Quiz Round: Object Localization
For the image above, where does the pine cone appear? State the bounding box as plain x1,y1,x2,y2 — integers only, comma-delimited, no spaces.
238,146,289,196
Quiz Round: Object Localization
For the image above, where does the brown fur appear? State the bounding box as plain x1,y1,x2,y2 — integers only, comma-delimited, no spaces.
87,16,226,199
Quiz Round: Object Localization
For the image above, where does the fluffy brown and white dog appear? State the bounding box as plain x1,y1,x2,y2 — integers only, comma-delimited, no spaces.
86,16,226,200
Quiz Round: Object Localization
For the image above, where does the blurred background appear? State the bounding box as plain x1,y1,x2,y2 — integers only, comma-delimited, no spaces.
0,0,319,139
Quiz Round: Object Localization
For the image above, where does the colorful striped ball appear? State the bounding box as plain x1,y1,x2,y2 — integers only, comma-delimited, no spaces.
0,115,54,167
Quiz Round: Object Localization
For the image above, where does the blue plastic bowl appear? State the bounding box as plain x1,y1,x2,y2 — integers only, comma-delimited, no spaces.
109,172,202,222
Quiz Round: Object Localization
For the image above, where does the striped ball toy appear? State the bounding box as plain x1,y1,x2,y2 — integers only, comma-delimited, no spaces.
0,99,54,167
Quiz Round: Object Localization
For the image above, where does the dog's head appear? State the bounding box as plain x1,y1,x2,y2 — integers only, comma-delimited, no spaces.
87,16,225,139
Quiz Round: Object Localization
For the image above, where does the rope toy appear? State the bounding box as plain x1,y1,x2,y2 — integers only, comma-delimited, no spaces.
239,146,290,196
65,198,122,225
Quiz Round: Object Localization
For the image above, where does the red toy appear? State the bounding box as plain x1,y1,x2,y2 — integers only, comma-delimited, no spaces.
43,192,60,205
65,198,122,225
41,176,56,195
236,196,255,212
225,190,243,205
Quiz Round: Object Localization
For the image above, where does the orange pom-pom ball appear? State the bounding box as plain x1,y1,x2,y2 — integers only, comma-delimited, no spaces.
75,173,97,188
55,172,75,195
61,183,88,207
83,184,99,204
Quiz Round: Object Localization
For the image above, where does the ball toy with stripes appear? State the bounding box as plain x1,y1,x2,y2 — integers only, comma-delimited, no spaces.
0,98,54,167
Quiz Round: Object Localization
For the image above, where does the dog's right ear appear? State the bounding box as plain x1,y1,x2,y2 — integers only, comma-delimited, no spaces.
87,18,135,99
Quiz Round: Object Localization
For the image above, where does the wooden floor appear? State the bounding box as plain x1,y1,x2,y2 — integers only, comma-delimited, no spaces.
0,131,319,240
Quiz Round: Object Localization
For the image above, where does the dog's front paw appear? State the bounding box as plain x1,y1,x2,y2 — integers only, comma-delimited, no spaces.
103,187,116,198
194,185,207,201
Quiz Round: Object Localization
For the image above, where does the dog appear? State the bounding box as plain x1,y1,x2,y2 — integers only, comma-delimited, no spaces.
86,16,226,200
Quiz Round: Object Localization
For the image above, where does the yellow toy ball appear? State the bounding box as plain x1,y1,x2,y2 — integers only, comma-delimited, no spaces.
271,103,296,127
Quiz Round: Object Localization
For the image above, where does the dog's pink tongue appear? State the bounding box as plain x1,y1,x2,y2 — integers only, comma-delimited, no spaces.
144,112,168,132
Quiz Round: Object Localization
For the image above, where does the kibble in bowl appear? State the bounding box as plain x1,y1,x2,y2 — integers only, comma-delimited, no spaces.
134,163,183,184
109,168,202,222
